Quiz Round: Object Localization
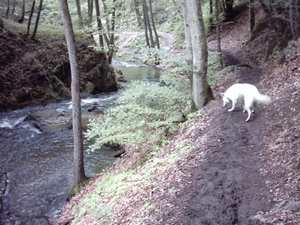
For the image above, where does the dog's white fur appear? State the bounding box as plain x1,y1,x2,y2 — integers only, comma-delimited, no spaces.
222,83,271,122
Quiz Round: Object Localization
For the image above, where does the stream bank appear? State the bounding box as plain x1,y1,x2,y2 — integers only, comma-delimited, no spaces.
0,58,161,224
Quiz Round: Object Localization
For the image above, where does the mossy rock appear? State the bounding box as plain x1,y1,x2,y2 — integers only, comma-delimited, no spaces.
265,33,278,61
248,18,269,43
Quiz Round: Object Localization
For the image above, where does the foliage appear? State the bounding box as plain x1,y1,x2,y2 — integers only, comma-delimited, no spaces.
85,73,191,152
140,47,223,84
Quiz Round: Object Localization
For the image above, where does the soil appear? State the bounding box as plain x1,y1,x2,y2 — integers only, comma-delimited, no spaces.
59,8,299,225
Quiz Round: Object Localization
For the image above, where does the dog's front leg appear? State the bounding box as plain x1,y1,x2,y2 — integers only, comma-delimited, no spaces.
228,100,236,112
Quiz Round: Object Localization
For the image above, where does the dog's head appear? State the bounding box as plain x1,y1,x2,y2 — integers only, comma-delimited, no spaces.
221,93,230,107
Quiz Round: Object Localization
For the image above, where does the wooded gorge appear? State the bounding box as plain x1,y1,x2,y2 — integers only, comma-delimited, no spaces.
1,0,300,224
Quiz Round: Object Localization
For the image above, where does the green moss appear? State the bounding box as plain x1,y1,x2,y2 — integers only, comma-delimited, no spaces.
248,19,268,43
265,33,278,61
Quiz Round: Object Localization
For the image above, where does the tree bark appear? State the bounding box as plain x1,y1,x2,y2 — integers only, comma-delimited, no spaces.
133,0,142,27
215,0,223,69
181,0,214,110
31,0,43,40
102,0,111,32
142,0,150,47
148,0,160,49
95,0,109,48
75,0,83,28
27,0,35,36
208,0,214,32
142,0,154,48
108,0,116,64
5,0,10,19
249,0,255,32
12,0,16,20
17,0,25,23
57,0,86,192
289,0,299,39
87,0,93,27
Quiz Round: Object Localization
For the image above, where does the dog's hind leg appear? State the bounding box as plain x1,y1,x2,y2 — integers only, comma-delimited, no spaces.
245,108,252,122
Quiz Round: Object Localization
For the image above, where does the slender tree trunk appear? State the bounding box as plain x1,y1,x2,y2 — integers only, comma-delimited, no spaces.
27,0,35,36
142,0,154,47
224,0,234,20
57,0,86,193
87,0,93,27
95,0,104,48
148,0,160,49
181,0,214,110
6,0,10,19
108,0,116,64
289,0,299,39
95,0,109,48
208,0,214,32
12,0,16,20
75,0,83,28
31,0,43,40
142,0,150,47
249,0,255,32
215,0,224,69
17,0,25,23
102,0,111,32
133,0,142,27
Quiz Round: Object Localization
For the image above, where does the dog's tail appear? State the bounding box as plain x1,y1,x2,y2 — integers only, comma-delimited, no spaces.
255,93,271,104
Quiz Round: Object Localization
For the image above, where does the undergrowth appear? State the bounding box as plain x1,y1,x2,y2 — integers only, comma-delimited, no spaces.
85,72,191,152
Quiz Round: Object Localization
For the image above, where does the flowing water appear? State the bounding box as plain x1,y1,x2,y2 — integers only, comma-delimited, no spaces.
0,62,161,225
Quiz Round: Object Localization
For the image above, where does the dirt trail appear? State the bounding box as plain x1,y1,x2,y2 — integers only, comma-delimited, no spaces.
160,67,272,224
123,60,274,224
109,29,275,224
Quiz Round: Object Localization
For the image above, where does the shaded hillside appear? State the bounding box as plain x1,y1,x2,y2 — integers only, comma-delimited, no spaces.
0,19,118,111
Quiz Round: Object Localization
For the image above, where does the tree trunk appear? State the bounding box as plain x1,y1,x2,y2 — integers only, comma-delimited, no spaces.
95,0,109,48
142,0,154,48
208,0,214,32
142,0,150,47
215,0,224,69
181,0,214,110
249,0,255,32
108,0,116,64
95,0,104,48
57,0,86,193
87,0,93,27
102,0,111,32
6,0,10,19
148,0,160,49
27,0,35,36
143,0,154,48
12,0,16,20
224,0,234,20
75,0,83,28
289,0,299,39
31,0,42,40
17,0,25,23
133,0,142,27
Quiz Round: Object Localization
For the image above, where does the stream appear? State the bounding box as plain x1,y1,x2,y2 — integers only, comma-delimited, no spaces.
0,61,161,225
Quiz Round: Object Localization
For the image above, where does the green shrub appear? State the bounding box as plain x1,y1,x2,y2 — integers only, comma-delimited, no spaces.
85,73,191,152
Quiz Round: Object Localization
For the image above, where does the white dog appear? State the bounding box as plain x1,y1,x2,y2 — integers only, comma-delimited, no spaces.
221,83,271,122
